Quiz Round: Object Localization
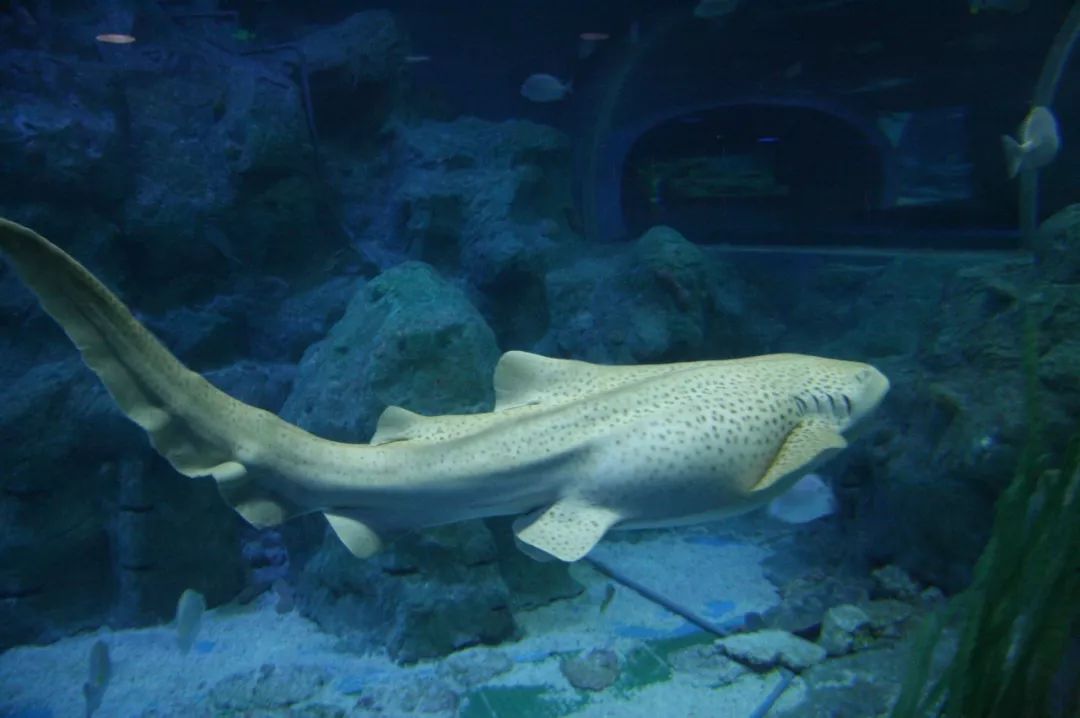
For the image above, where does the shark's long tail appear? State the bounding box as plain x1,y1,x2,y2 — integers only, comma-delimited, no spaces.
0,217,383,555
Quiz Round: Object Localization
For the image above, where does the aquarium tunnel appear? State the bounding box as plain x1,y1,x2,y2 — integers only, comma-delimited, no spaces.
613,101,896,249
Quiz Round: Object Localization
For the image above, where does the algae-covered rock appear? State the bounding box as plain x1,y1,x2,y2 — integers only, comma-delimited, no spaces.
861,599,915,639
0,52,124,203
871,564,921,601
395,118,570,283
540,225,748,363
281,261,499,442
819,604,872,656
1033,203,1080,283
298,524,513,662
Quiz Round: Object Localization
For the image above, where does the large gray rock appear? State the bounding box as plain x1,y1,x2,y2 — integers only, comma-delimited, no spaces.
540,225,750,363
280,262,499,441
774,641,910,718
295,11,405,83
299,526,513,663
864,257,1079,591
1032,203,1080,283
335,117,573,347
396,118,570,280
0,50,125,204
281,261,515,661
724,243,1077,593
0,9,404,305
120,51,343,297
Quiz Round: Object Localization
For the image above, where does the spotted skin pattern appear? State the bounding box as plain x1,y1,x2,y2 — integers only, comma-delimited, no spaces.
0,217,890,562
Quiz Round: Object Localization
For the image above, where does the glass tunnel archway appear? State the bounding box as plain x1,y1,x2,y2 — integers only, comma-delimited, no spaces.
618,102,895,249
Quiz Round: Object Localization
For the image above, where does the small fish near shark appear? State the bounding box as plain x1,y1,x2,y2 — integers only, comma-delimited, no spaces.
1002,105,1060,179
520,73,572,103
0,218,889,563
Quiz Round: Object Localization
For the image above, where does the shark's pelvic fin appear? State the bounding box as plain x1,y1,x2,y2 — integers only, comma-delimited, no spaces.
754,418,848,493
324,510,383,558
512,498,622,562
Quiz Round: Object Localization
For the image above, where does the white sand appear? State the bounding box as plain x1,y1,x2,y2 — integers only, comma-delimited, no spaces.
0,531,804,717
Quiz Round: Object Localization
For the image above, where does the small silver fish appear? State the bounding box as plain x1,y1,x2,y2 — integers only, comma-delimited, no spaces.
599,583,616,613
1002,106,1060,178
175,588,206,653
520,74,572,103
83,640,111,717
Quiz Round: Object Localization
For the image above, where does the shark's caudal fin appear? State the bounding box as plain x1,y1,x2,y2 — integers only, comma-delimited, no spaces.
0,217,331,530
1001,134,1026,179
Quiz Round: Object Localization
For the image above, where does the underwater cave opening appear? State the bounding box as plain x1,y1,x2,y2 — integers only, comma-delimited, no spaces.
620,104,1021,254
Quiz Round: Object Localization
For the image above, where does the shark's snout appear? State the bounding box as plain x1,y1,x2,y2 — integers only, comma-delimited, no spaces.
850,364,890,424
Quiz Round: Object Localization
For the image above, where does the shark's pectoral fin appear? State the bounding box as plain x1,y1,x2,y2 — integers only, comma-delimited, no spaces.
512,499,621,562
324,510,383,558
753,418,847,493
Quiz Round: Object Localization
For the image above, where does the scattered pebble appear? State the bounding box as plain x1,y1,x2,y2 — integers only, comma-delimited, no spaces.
560,648,621,691
871,565,921,601
819,604,872,656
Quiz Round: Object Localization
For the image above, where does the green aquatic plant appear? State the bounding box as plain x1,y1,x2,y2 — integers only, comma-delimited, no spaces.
891,312,1080,718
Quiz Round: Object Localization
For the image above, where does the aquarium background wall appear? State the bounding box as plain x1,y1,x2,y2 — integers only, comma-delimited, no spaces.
0,0,1078,716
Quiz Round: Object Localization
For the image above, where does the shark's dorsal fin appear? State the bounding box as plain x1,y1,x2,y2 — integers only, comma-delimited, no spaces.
493,350,684,411
512,498,622,562
753,418,847,493
493,351,580,410
370,405,428,445
324,510,383,558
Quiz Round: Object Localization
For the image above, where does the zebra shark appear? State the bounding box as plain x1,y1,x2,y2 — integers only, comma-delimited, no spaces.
0,217,888,562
